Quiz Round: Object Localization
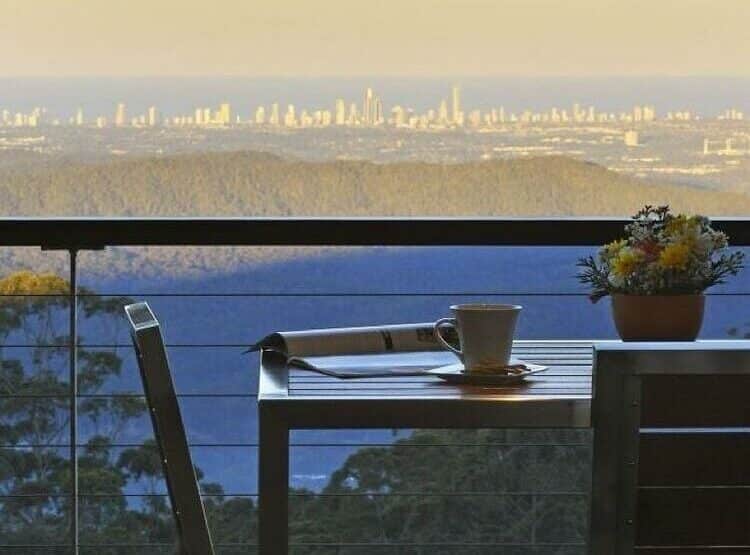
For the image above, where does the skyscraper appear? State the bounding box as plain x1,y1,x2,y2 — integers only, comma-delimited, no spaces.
114,103,127,127
75,107,84,126
218,103,231,125
363,87,374,125
391,105,406,127
438,100,449,124
255,106,266,125
451,85,461,124
147,106,158,127
374,97,383,125
269,103,280,126
335,99,346,125
348,103,358,125
284,104,297,127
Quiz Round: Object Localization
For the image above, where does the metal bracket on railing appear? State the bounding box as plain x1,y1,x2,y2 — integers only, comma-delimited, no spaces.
40,244,107,251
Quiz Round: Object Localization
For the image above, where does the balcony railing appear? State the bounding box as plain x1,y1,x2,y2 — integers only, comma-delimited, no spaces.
2,217,750,554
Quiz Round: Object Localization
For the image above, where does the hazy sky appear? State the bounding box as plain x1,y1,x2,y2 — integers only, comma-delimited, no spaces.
2,0,749,77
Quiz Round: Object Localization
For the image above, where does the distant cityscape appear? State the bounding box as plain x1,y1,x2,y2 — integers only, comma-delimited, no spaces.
1,85,747,131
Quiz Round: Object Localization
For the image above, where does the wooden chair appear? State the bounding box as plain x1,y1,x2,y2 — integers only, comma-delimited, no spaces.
590,341,750,554
125,302,215,555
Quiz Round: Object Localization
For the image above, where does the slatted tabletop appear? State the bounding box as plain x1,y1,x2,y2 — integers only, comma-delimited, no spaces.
259,341,601,414
281,341,595,400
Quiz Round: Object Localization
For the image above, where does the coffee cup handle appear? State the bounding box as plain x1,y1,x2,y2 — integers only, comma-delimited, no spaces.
434,318,462,356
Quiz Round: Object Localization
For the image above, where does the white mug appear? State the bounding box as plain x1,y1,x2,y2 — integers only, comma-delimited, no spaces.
434,303,522,371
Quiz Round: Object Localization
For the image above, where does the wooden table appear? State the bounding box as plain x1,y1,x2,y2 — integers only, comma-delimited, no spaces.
257,340,596,554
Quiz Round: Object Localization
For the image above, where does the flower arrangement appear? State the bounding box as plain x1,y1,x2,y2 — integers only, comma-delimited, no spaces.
577,205,745,303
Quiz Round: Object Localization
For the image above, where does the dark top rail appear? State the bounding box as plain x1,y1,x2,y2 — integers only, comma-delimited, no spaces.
1,217,749,249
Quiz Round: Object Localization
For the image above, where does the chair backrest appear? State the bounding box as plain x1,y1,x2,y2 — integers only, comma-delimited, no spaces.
590,341,750,554
125,302,215,555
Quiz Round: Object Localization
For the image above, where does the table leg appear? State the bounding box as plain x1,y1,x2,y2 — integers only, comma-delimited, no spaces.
258,404,289,554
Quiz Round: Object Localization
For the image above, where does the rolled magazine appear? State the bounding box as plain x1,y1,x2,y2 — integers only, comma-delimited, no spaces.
249,322,456,357
249,323,459,378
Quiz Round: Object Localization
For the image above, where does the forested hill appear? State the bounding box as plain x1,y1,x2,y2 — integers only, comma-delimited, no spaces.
2,150,749,216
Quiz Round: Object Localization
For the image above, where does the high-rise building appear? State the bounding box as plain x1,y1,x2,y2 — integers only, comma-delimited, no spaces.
255,106,266,125
147,106,158,127
438,100,449,124
572,103,583,123
451,85,461,124
218,103,231,125
374,97,383,125
719,108,744,121
284,104,297,127
114,103,127,127
335,99,346,125
468,109,482,127
391,105,406,127
624,130,640,147
299,109,311,127
348,103,358,125
363,87,374,125
269,103,280,126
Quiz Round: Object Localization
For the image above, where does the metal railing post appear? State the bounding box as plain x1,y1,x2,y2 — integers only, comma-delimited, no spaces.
69,248,79,555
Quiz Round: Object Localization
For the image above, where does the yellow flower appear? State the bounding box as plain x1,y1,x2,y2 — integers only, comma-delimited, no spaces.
665,215,688,235
666,214,701,237
612,248,642,278
658,242,691,270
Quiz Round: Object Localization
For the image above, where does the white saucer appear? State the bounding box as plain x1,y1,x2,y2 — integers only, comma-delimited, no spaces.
428,359,547,385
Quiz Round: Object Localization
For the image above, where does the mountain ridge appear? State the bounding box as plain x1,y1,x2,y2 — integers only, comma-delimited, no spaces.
2,150,748,216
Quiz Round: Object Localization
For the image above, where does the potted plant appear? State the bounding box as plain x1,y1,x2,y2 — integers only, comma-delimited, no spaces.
577,205,745,341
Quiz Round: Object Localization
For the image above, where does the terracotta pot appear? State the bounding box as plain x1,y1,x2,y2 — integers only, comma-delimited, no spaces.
611,294,705,341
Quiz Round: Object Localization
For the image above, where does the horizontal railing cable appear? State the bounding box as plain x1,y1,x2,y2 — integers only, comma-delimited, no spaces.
2,291,750,297
0,494,592,503
0,442,590,448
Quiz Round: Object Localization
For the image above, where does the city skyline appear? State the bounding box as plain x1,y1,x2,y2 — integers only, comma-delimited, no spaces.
2,84,746,130
2,1,750,77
